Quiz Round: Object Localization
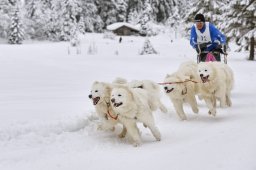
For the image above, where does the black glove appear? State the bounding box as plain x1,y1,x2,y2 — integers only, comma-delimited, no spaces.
199,44,207,51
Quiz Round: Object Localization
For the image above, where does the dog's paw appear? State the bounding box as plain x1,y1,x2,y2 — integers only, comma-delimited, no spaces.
227,102,232,107
156,136,161,141
132,142,141,147
208,109,216,117
226,99,232,107
118,133,126,138
179,115,187,121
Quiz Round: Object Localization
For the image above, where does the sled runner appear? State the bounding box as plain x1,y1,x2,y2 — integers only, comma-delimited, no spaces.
197,42,227,64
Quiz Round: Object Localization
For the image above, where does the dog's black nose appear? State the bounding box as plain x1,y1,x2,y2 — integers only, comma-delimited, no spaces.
164,86,168,90
200,74,203,77
111,98,115,103
88,94,92,99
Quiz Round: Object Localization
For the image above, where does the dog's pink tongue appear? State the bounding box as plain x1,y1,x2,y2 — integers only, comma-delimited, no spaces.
201,77,208,83
93,97,100,105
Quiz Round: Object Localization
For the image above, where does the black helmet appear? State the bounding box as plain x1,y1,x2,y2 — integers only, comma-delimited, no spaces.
194,13,205,22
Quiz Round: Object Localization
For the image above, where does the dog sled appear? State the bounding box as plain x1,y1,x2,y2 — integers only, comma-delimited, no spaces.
196,42,227,64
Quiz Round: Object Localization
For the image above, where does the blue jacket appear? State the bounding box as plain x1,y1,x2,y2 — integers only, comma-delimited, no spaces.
190,23,226,52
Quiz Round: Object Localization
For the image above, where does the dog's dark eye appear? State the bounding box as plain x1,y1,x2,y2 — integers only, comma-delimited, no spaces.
118,94,122,97
205,69,207,72
95,90,98,92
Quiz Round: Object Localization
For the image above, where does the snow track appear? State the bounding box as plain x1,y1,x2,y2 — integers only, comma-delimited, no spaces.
0,114,99,145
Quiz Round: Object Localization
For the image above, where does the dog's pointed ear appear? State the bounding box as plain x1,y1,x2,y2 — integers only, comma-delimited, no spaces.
126,87,135,100
93,81,99,85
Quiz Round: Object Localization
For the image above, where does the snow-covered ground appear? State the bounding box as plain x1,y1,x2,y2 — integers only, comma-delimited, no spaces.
0,33,256,170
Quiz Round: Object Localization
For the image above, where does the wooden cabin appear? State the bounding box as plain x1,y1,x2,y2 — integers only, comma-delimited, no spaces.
106,22,140,36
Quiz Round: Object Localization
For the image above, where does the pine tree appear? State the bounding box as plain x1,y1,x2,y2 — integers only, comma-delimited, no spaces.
24,0,49,40
0,0,12,38
184,0,223,24
80,0,104,32
59,0,82,41
127,9,139,24
116,0,127,22
8,7,24,44
151,0,173,22
139,0,153,36
224,0,255,60
44,8,62,41
183,0,224,37
140,38,158,55
96,0,117,27
126,0,143,20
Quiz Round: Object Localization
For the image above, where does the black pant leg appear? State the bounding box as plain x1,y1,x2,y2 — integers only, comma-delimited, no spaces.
199,53,207,62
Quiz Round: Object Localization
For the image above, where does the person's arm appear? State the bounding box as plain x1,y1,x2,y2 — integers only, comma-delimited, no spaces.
206,23,226,51
190,25,197,49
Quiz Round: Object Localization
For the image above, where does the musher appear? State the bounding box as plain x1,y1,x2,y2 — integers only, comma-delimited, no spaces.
190,13,227,62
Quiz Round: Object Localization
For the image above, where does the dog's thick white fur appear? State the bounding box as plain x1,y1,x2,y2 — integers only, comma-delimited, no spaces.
89,80,127,138
177,61,199,80
197,62,234,116
129,80,168,113
110,86,161,146
163,61,199,120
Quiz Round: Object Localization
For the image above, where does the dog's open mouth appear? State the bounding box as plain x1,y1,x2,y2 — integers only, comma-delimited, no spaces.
166,88,174,93
93,97,100,105
200,75,209,83
113,102,123,107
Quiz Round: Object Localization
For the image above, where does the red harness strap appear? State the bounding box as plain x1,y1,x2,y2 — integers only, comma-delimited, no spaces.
158,79,199,85
107,110,118,120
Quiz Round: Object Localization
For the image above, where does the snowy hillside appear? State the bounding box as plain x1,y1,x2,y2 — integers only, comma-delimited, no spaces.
0,33,256,170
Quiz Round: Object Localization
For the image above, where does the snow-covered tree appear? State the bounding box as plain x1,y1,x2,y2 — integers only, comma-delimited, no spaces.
59,0,82,41
183,0,225,37
126,0,144,17
223,0,255,60
139,0,153,36
151,0,172,22
140,38,158,55
87,41,97,55
80,0,104,32
23,0,49,40
127,9,140,24
184,0,224,24
96,0,117,27
8,7,24,44
116,0,127,22
0,0,12,38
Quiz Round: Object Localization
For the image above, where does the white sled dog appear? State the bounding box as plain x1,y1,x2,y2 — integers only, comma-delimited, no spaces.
129,80,168,113
110,86,161,146
163,61,199,120
89,79,127,138
197,62,234,116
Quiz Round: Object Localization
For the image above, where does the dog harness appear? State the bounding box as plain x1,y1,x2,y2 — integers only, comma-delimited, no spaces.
105,102,118,120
